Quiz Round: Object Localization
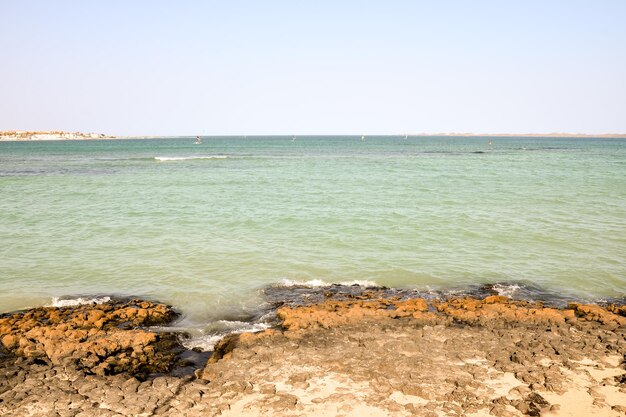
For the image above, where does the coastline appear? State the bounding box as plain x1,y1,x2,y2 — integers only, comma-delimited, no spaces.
2,133,626,142
1,288,624,416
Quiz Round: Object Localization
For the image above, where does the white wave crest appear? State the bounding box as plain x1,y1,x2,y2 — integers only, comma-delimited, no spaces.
491,283,521,297
154,155,228,162
183,334,224,352
278,279,332,287
182,321,271,352
338,280,380,287
277,278,379,288
47,296,111,307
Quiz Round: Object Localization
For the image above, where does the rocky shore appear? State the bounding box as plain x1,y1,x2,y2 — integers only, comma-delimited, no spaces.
1,291,625,416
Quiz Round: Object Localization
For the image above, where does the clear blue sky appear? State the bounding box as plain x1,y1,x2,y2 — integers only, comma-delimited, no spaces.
1,0,625,136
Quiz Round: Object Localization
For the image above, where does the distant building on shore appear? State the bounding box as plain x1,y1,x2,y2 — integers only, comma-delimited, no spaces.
0,131,111,141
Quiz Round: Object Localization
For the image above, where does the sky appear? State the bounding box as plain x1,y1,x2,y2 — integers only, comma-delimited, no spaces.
1,0,625,136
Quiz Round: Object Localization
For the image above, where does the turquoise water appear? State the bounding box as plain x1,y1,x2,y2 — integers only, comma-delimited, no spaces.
1,136,625,325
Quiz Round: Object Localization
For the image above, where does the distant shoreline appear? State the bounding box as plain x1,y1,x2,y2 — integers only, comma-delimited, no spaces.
0,131,113,142
2,132,626,141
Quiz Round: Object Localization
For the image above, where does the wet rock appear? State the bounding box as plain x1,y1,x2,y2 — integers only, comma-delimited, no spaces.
0,299,182,376
1,294,625,417
569,303,626,326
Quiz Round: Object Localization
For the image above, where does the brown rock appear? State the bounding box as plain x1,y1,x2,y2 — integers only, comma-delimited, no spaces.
1,334,18,350
484,295,509,304
0,298,181,376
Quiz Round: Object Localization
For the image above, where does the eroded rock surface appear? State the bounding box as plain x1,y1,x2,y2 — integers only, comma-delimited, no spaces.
1,294,625,417
0,298,181,376
201,296,626,416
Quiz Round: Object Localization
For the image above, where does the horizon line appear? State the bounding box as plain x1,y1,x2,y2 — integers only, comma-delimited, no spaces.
3,131,626,139
116,132,626,138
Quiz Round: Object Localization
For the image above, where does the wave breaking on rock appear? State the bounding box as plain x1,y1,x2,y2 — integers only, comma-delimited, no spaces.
0,288,625,416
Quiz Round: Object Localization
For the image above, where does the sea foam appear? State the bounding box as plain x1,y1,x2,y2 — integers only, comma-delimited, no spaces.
491,283,523,298
47,296,112,307
277,278,379,288
181,320,272,352
154,156,228,162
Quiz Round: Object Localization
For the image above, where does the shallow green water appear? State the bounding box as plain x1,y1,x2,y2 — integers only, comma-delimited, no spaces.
1,136,625,323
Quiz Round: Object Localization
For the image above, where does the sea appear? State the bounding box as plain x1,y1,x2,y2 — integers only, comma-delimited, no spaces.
1,136,625,349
